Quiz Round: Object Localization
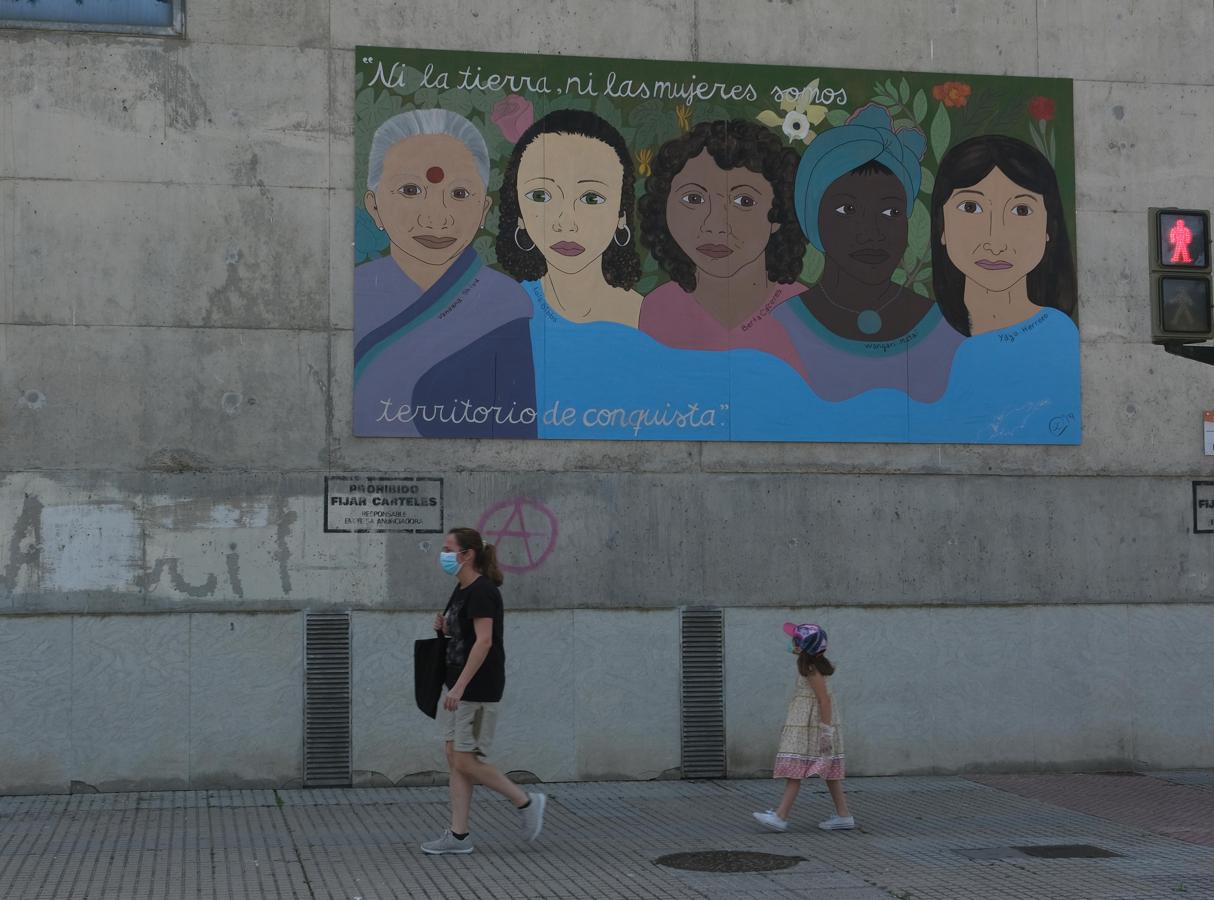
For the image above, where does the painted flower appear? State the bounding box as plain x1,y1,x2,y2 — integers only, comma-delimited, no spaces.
1028,96,1056,122
636,148,654,177
756,79,828,145
675,104,693,132
932,81,971,108
490,94,535,143
782,111,811,143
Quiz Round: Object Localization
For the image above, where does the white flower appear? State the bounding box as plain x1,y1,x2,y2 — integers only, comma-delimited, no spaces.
782,111,811,143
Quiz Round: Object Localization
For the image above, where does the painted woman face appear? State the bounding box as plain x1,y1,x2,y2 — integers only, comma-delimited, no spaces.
364,134,491,270
517,133,626,277
940,165,1048,293
665,150,779,282
817,169,909,286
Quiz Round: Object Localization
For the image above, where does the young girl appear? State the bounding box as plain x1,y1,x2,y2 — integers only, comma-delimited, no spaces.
753,623,855,832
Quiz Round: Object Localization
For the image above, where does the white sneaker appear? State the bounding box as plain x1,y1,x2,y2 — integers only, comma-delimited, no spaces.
753,810,789,832
519,792,546,842
818,815,856,831
421,829,474,854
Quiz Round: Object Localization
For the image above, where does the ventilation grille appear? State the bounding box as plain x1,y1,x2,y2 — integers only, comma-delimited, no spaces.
304,611,352,787
680,607,725,779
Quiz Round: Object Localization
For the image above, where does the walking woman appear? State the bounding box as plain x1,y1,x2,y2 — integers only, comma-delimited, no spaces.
421,527,546,855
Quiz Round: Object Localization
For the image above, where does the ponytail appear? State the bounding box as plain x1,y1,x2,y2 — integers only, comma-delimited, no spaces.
448,526,504,586
480,542,504,587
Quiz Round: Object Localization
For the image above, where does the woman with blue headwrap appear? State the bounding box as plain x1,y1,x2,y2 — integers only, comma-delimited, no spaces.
772,105,964,403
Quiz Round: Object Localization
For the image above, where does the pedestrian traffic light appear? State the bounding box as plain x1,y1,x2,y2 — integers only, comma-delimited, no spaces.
1151,207,1213,343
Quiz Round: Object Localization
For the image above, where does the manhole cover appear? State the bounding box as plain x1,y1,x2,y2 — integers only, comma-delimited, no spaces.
1015,844,1121,859
655,850,804,873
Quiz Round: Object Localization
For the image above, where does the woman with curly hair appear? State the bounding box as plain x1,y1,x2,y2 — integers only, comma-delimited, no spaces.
637,119,810,377
494,109,732,440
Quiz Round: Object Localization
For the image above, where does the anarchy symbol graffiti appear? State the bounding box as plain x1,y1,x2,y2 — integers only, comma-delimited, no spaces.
476,498,559,574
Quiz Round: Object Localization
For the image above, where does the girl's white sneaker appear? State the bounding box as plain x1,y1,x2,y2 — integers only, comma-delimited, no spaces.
818,815,856,830
752,810,789,832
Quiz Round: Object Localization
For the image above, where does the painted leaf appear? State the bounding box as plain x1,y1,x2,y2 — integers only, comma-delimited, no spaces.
930,103,951,162
411,87,439,108
919,167,934,196
795,79,820,114
884,78,898,99
435,87,476,117
806,105,829,126
871,95,896,108
354,206,389,263
1048,130,1056,164
757,109,784,127
894,117,916,132
800,246,825,285
826,109,850,127
899,77,910,104
629,101,674,151
912,89,927,123
473,234,497,268
635,274,660,295
892,267,907,285
907,199,930,263
1028,125,1046,155
595,96,623,130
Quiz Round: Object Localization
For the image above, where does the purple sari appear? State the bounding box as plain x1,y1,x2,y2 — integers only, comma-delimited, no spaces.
354,249,537,437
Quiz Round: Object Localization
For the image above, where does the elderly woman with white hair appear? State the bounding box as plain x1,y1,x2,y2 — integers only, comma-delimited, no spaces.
355,109,537,437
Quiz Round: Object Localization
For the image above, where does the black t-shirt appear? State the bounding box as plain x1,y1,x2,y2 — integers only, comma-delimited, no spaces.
442,575,505,702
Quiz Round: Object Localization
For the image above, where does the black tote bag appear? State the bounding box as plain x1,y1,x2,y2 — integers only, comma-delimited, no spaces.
413,635,446,719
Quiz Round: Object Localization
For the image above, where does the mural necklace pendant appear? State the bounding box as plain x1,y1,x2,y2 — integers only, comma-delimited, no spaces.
818,283,903,336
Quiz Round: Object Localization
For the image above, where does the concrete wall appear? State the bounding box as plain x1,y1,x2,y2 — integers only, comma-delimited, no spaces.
3,1,1214,791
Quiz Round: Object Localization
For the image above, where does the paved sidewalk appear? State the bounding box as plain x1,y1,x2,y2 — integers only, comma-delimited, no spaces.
0,772,1212,899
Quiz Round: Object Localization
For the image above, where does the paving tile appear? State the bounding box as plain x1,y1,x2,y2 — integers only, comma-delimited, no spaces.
0,776,1212,898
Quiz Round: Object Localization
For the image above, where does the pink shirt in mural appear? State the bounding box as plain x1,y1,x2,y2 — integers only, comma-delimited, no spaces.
638,281,809,379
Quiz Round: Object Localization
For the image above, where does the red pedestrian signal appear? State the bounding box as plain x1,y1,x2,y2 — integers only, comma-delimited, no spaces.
1156,209,1208,269
1151,208,1213,343
1169,218,1194,263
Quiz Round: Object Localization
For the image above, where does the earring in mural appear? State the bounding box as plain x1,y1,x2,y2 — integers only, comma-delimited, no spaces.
613,224,632,247
514,224,536,252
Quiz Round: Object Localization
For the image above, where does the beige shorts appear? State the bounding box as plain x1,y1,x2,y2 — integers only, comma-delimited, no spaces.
439,698,499,756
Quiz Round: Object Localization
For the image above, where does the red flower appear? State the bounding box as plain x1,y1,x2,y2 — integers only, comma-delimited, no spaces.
931,81,971,108
490,94,535,143
1028,96,1056,122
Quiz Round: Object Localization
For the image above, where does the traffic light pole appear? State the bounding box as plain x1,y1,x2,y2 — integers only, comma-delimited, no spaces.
1165,343,1214,366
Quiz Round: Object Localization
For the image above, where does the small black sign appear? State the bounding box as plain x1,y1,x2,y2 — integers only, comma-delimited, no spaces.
324,476,444,533
1193,481,1214,533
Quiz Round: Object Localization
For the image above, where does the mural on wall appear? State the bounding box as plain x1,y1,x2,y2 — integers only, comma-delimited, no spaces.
353,48,1078,444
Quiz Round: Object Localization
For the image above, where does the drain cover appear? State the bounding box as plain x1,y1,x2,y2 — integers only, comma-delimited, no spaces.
956,844,1121,861
655,850,804,873
1015,844,1121,859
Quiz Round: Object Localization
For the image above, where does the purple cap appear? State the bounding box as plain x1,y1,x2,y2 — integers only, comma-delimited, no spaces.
783,622,827,656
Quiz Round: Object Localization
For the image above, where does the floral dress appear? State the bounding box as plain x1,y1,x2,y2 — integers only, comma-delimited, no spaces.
773,675,845,780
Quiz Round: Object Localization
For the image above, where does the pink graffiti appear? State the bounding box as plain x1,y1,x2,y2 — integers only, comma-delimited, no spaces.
476,498,558,573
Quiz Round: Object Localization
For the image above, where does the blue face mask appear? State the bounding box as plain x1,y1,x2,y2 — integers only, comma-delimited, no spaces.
439,550,461,575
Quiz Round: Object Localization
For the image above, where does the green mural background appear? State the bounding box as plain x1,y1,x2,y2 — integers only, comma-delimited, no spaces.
353,46,1075,301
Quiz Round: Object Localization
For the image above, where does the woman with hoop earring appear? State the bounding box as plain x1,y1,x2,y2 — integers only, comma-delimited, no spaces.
493,109,739,440
496,109,644,327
